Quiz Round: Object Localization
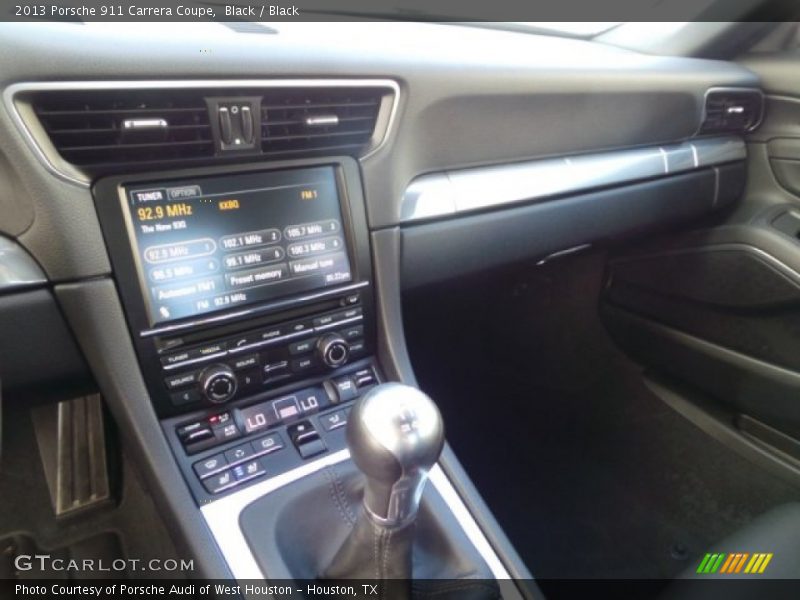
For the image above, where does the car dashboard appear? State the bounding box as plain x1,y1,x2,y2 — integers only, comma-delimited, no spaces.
0,20,762,590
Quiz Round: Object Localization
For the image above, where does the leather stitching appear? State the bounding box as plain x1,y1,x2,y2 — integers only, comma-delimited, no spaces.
382,526,393,580
323,466,356,527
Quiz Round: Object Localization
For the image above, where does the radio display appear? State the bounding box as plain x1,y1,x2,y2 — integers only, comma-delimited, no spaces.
122,166,352,325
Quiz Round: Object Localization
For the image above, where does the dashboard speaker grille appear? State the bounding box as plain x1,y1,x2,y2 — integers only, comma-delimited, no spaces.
32,90,214,168
699,89,763,135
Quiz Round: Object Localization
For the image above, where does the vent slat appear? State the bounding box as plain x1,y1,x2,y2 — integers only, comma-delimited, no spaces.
262,129,373,142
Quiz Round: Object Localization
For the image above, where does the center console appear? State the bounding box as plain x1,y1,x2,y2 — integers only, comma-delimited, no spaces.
93,154,526,594
95,157,383,502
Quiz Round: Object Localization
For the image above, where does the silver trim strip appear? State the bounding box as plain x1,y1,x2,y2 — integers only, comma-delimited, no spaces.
0,236,47,291
400,136,746,223
3,79,401,188
201,449,514,582
140,280,369,338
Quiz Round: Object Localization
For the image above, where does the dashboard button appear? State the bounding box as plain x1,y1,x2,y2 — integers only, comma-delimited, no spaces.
289,338,317,355
354,368,376,388
238,368,261,393
203,470,236,494
331,376,358,403
251,433,284,456
341,293,360,306
231,354,259,371
340,325,363,341
313,314,336,327
232,459,265,482
170,388,201,407
193,454,227,479
213,422,241,444
224,444,255,465
291,356,318,373
165,371,198,390
320,409,348,432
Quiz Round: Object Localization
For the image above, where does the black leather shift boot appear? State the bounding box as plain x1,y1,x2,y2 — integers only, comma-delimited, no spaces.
323,511,414,580
239,460,499,598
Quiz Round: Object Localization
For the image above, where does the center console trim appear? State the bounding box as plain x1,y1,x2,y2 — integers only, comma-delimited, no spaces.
200,448,513,582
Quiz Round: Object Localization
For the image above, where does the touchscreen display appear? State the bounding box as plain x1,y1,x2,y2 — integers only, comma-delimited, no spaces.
123,166,352,325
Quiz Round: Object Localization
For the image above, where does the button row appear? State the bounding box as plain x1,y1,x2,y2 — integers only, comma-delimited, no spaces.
177,366,377,456
161,307,363,372
193,432,284,480
165,328,366,407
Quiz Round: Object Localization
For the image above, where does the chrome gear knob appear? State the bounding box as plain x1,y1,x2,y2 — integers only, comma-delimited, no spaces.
346,382,445,527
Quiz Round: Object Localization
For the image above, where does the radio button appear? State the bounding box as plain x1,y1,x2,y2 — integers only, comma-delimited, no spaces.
340,325,363,342
288,320,313,335
170,388,201,407
341,293,360,307
161,351,191,367
289,338,317,356
291,356,317,374
313,314,336,327
165,371,198,390
192,341,227,358
238,368,261,393
231,354,259,371
259,325,284,342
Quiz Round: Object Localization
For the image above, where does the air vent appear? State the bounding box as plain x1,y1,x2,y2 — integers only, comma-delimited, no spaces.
261,88,383,157
700,89,763,135
32,90,214,168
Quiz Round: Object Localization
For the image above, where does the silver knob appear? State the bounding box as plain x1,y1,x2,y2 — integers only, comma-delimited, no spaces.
317,333,350,368
199,364,238,404
346,383,444,527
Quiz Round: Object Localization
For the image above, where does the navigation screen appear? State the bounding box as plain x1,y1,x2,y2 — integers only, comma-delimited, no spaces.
123,166,352,325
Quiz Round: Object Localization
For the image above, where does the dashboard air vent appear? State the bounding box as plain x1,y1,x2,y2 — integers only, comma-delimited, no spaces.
32,90,214,168
700,89,763,135
261,88,383,156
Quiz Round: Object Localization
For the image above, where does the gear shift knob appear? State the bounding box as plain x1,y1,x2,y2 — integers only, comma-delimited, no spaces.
346,382,444,527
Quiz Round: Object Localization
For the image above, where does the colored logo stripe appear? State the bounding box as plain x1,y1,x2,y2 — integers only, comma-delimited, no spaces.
697,552,773,574
744,553,774,574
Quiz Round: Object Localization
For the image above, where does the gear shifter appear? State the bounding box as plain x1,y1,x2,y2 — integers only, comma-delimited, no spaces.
323,382,445,581
349,382,445,526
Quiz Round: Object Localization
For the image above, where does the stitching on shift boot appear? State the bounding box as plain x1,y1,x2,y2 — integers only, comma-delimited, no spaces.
323,466,356,527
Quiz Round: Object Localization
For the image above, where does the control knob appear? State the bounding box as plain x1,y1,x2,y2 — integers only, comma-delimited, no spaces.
199,364,238,404
316,334,350,369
